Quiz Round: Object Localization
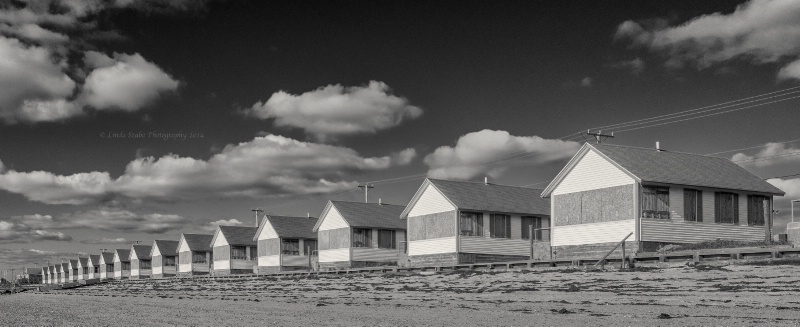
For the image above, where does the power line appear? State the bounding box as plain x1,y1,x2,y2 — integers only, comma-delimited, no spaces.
764,173,800,180
706,137,800,155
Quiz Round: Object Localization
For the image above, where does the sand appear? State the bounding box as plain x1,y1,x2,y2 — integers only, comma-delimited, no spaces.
2,261,799,326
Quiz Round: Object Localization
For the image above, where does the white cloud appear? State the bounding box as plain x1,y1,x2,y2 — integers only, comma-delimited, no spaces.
0,218,72,244
0,170,111,205
79,237,129,244
245,81,422,141
615,0,800,80
580,77,592,87
612,58,645,75
768,178,800,199
423,129,581,180
80,52,179,111
200,219,244,232
0,23,69,44
731,142,800,168
11,209,187,234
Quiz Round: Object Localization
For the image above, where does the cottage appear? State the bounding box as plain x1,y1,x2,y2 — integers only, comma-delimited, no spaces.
59,262,70,283
210,226,258,275
130,244,153,279
19,268,41,284
98,252,115,280
67,259,79,282
540,143,785,258
113,249,131,280
176,233,214,277
151,240,179,279
313,201,406,270
86,255,101,280
52,265,61,284
254,215,319,273
41,267,49,284
401,178,551,266
76,257,89,280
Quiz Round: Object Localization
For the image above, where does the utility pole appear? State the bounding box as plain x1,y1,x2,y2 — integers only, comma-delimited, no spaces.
251,208,264,227
357,184,374,203
585,130,614,144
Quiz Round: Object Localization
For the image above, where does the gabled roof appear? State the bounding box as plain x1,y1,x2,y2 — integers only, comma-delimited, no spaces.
400,178,550,218
212,226,257,246
180,233,213,252
68,259,78,268
151,240,179,257
313,201,406,232
78,257,88,267
100,252,115,264
131,245,152,260
542,143,785,197
114,249,131,262
60,263,69,271
254,215,318,241
88,255,100,265
25,268,40,275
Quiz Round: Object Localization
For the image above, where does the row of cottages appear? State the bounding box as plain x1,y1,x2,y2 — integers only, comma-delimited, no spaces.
86,255,100,280
401,178,551,266
75,257,89,281
130,244,153,279
113,249,131,280
314,201,407,269
211,226,258,275
98,252,115,280
67,259,78,283
151,240,179,279
540,143,785,258
177,233,214,277
254,215,319,273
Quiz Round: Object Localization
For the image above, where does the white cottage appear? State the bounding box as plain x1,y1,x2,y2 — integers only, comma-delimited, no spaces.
401,178,551,266
176,233,214,277
130,244,153,279
150,240,179,279
210,226,258,275
86,255,100,280
98,252,115,280
67,259,79,282
113,249,131,280
254,215,318,273
76,257,89,280
541,143,785,258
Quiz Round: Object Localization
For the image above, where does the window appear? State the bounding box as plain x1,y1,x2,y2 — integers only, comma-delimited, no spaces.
282,239,300,255
106,264,114,272
250,246,257,260
748,195,768,226
83,267,88,274
521,216,550,241
642,186,670,219
93,267,99,274
139,260,151,269
164,256,176,267
231,246,247,260
683,189,703,222
378,230,396,249
353,228,372,247
304,240,318,255
192,252,206,263
122,262,130,270
489,214,511,238
460,212,483,236
715,192,739,224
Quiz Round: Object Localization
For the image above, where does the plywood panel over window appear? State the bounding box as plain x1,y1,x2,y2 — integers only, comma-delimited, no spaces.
553,185,634,226
258,239,280,256
318,228,350,250
408,211,456,241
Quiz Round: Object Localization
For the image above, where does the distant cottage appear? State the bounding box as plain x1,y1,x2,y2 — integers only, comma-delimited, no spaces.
113,249,131,280
67,259,79,283
176,233,214,277
150,240,179,279
254,215,319,273
86,255,101,280
130,244,153,279
98,252,115,280
76,257,89,281
210,226,258,275
541,143,785,258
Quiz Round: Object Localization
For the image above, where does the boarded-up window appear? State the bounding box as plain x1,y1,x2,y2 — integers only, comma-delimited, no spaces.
282,239,300,255
250,246,257,260
121,262,130,270
748,195,768,226
683,189,703,222
305,240,318,255
231,246,247,260
521,216,550,241
715,192,739,224
489,214,511,239
642,186,670,219
378,229,396,249
460,212,483,236
164,256,176,267
353,228,372,248
139,260,151,269
107,264,114,272
192,252,206,263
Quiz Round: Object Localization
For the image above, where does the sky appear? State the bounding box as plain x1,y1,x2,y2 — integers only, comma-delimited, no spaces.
2,0,800,273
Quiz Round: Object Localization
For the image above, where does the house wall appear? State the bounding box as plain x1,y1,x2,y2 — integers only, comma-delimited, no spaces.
406,184,459,264
456,212,538,258
318,227,351,263
213,245,230,271
408,183,456,217
178,251,211,274
552,150,636,196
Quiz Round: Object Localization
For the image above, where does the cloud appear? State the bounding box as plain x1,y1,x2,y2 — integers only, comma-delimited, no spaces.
0,134,415,204
769,177,800,199
612,58,646,75
200,219,244,232
79,237,129,244
580,77,592,87
423,129,581,180
615,0,800,80
731,142,800,168
0,218,72,244
0,248,80,272
10,209,187,234
245,81,422,141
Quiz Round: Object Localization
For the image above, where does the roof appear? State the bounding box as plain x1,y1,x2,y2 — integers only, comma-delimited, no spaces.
60,263,69,270
131,245,152,260
100,252,115,263
215,226,257,246
314,201,406,232
542,143,785,197
152,240,180,257
88,255,100,265
78,257,88,267
254,215,318,241
115,249,131,261
69,259,78,268
25,268,41,275
400,178,550,218
180,233,213,252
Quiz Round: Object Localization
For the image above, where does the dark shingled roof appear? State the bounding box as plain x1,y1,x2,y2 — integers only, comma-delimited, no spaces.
100,252,115,263
25,268,40,275
88,255,100,265
69,259,78,268
426,178,550,216
131,245,152,260
217,226,257,246
254,215,318,240
181,233,213,252
60,263,69,271
153,240,179,256
591,144,784,195
115,249,131,262
78,257,88,267
330,201,406,229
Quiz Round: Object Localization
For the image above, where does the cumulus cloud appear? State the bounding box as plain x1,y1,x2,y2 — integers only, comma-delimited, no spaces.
10,209,186,234
200,219,244,232
615,0,800,80
245,81,422,141
424,129,581,180
79,237,129,244
612,58,646,75
0,248,80,272
0,134,415,204
0,219,72,244
769,177,800,199
731,142,800,169
580,77,593,87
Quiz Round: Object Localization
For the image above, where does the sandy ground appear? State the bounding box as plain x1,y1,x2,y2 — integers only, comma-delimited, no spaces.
2,261,800,326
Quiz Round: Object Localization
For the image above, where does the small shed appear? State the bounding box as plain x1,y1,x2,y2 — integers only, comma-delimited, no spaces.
176,233,213,277
210,226,257,276
254,215,319,273
113,249,131,280
98,252,115,280
151,240,179,279
130,244,153,279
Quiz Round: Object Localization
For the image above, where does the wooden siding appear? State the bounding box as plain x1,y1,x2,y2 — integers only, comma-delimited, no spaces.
408,184,456,216
178,263,192,272
257,222,279,240
152,255,163,268
213,245,230,261
663,186,765,226
459,237,529,256
553,185,635,226
318,227,350,250
178,237,191,252
152,265,162,276
258,255,280,267
178,251,191,265
552,219,637,246
258,238,280,256
230,259,254,270
641,218,764,243
553,149,636,196
351,248,399,262
319,206,349,231
282,255,310,267
215,260,230,270
407,211,456,241
319,248,350,263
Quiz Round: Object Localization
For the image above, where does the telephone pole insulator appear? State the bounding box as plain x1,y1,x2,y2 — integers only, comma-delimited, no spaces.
586,129,615,144
251,208,264,227
357,184,374,203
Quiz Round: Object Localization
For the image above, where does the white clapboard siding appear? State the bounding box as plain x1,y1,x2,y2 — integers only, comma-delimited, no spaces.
669,187,684,220
408,184,456,217
178,238,191,253
282,256,310,267
409,237,457,256
459,237,530,256
258,255,280,267
152,266,163,276
178,263,191,272
319,248,350,263
351,248,398,262
553,150,636,196
162,266,176,274
231,260,254,270
320,207,349,231
552,219,637,246
215,260,230,270
257,223,278,240
641,219,764,243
